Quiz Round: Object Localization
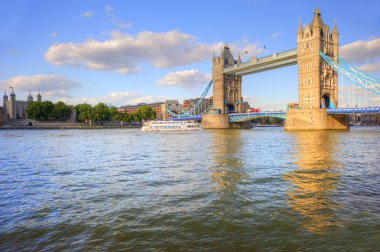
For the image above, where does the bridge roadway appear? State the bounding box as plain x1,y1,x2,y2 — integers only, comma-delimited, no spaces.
169,107,380,122
223,48,298,76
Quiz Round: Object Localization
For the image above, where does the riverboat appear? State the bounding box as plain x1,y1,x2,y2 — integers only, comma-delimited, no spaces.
141,120,201,131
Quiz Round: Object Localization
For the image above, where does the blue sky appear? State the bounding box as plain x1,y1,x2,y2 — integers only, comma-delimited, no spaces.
1,0,379,108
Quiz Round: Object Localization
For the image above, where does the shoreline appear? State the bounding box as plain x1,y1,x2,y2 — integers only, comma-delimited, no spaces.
0,125,141,130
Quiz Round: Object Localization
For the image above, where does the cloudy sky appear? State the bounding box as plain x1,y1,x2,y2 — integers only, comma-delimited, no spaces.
1,0,379,107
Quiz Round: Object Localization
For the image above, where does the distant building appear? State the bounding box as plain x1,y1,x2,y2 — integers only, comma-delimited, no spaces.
161,100,181,120
118,102,164,119
183,96,213,115
242,101,251,112
349,114,380,125
2,88,41,121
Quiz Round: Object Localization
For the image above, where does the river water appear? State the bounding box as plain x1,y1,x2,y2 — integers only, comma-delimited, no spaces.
0,127,379,251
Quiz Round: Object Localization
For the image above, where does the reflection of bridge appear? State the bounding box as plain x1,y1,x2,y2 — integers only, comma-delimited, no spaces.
169,8,380,129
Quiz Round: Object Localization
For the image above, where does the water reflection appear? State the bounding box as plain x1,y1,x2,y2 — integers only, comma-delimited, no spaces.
284,131,342,233
209,130,247,194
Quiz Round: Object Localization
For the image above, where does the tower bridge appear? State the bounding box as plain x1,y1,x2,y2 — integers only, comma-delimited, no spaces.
200,7,377,130
169,8,380,130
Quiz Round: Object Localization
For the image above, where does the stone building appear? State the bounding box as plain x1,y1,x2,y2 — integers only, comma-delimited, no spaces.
2,89,42,121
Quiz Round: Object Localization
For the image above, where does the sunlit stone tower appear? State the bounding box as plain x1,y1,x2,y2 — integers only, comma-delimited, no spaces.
297,8,339,110
212,45,242,114
285,8,348,130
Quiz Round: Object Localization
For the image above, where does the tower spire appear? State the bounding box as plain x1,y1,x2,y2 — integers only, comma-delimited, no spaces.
297,17,303,33
237,51,242,64
310,6,323,28
333,18,338,33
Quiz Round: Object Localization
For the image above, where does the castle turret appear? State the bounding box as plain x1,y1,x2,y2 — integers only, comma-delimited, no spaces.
9,87,16,119
27,90,33,103
37,90,42,102
3,90,8,117
3,90,8,104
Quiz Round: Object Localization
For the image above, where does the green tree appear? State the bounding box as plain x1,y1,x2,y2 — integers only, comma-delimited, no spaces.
113,112,132,124
136,106,156,121
94,103,111,121
52,101,71,120
75,103,95,122
41,101,54,119
109,106,117,119
132,112,142,123
26,101,43,120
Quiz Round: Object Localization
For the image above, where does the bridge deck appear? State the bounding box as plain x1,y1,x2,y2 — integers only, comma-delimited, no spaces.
168,108,380,122
223,49,298,76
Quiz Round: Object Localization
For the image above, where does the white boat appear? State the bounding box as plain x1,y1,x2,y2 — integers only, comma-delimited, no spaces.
141,120,201,131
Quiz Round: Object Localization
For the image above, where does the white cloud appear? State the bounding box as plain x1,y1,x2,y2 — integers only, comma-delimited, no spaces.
0,75,80,99
105,5,133,29
45,30,261,74
358,61,380,73
158,69,210,89
271,32,283,38
105,6,113,14
49,33,58,39
340,38,380,63
116,21,133,29
80,11,94,19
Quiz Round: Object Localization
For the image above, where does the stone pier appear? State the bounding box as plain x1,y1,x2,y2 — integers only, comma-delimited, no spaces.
285,109,349,130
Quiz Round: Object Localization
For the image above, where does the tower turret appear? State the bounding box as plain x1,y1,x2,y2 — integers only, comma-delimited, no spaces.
9,87,16,119
37,89,42,102
3,90,8,101
310,7,323,28
297,18,303,34
27,90,33,103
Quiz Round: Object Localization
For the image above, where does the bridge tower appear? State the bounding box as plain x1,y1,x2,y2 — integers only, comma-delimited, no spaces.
202,46,249,128
297,7,339,110
212,45,242,114
285,8,348,130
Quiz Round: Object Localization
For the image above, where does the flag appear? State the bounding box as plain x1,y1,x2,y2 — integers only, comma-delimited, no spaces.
244,50,248,54
264,45,267,50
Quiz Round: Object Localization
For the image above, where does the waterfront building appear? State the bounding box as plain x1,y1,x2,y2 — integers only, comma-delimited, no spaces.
183,96,213,115
117,102,164,119
2,88,41,120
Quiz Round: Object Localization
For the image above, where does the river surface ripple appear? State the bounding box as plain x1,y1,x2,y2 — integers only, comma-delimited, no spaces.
0,127,380,251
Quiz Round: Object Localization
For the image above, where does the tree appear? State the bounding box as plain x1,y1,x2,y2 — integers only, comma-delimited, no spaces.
136,106,156,121
52,101,71,120
26,101,42,119
94,103,111,121
26,101,54,120
41,101,54,119
109,106,117,119
75,103,95,122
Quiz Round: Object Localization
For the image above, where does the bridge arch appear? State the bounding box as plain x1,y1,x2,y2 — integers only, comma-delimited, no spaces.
226,103,235,113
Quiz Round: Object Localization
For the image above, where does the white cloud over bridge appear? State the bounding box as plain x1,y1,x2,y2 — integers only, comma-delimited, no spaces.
44,30,262,74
